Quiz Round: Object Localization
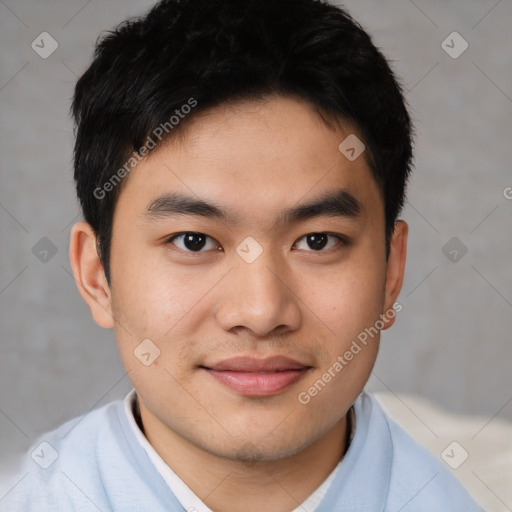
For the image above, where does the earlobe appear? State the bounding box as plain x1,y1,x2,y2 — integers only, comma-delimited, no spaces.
381,220,408,330
69,221,115,329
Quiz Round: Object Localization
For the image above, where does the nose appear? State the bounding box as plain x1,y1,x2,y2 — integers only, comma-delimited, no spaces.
215,250,302,338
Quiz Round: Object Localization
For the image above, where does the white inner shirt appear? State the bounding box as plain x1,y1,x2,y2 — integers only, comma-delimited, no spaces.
124,390,355,512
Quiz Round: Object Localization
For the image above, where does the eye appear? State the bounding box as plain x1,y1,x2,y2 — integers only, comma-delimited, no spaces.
166,232,220,253
293,232,347,252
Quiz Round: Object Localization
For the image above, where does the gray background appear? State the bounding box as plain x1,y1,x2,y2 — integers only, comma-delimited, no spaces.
1,0,511,465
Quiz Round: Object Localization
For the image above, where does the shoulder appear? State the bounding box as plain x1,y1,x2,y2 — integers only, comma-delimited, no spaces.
2,395,184,511
362,393,482,512
0,399,129,511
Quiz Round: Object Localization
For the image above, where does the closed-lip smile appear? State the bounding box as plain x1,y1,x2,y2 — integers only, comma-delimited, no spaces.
201,356,312,397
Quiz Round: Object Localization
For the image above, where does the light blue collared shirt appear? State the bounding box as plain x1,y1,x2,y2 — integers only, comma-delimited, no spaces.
0,391,482,511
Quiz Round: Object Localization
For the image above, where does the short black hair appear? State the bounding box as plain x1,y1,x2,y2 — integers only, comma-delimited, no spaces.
72,0,414,284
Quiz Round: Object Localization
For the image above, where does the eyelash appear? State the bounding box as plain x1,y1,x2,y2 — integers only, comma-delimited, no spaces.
164,232,349,255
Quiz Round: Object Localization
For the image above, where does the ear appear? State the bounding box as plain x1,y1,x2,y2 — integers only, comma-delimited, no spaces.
381,220,408,330
69,221,114,328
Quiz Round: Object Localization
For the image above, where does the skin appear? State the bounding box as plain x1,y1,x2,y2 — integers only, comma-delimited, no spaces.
70,95,408,512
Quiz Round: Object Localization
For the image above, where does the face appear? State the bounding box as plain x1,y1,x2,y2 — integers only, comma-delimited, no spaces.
73,95,407,463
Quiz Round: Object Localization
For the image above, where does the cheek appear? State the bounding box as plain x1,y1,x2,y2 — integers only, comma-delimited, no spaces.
308,258,386,343
110,243,199,333
109,249,226,386
296,272,383,423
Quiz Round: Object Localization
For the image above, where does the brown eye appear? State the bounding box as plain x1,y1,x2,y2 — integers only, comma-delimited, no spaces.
294,233,347,252
167,232,218,252
306,233,328,250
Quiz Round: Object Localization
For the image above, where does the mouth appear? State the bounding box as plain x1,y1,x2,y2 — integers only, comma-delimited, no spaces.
200,356,313,397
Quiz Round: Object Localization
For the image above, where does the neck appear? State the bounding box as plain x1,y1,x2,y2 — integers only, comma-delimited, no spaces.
136,397,350,512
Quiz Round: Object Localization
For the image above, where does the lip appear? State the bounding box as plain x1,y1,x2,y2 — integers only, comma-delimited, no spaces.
201,356,312,397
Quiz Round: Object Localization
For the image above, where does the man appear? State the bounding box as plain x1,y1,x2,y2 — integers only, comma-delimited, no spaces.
3,0,482,510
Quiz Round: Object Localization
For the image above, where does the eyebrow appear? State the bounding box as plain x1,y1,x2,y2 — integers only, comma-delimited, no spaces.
142,188,362,227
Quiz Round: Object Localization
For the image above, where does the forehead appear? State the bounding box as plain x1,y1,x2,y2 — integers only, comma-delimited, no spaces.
115,95,383,229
